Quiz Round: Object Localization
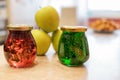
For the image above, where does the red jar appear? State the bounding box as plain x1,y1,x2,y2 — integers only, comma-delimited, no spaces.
4,24,36,68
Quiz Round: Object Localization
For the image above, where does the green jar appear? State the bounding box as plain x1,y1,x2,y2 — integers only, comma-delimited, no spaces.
58,26,89,66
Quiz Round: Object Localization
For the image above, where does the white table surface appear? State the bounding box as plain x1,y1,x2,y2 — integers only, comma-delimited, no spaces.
0,29,120,80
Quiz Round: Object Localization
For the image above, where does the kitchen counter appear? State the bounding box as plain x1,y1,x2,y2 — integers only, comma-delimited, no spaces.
0,30,120,80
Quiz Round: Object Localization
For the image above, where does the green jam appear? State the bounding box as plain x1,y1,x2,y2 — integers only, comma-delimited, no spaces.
58,28,89,66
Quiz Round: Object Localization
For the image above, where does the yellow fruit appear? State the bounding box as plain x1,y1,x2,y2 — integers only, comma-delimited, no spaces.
35,6,60,33
52,29,62,53
31,29,51,56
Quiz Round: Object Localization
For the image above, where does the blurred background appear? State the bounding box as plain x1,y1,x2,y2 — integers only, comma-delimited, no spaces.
1,1,120,79
1,0,120,44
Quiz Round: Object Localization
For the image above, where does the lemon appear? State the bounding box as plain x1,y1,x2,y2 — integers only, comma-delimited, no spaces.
35,6,60,33
31,29,51,56
52,29,62,53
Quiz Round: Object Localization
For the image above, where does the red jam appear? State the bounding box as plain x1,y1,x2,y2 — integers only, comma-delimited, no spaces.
4,24,36,68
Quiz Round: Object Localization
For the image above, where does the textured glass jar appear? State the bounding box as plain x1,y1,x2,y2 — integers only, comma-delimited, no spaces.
58,26,89,66
4,24,36,68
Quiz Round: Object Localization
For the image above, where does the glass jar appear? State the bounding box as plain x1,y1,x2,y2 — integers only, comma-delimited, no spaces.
4,24,36,68
58,26,89,66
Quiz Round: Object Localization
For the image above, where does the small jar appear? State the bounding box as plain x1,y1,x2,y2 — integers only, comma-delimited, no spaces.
4,24,36,68
58,26,89,66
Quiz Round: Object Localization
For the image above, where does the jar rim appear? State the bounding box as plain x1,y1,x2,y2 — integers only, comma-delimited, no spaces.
61,26,87,32
7,24,33,31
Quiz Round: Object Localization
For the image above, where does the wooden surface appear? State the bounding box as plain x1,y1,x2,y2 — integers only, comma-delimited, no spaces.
0,30,120,80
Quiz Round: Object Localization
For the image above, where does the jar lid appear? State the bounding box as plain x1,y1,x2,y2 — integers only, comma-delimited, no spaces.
61,26,87,32
7,24,33,31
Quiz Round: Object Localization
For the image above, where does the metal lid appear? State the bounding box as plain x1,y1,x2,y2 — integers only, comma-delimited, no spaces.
7,24,33,31
61,26,87,32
